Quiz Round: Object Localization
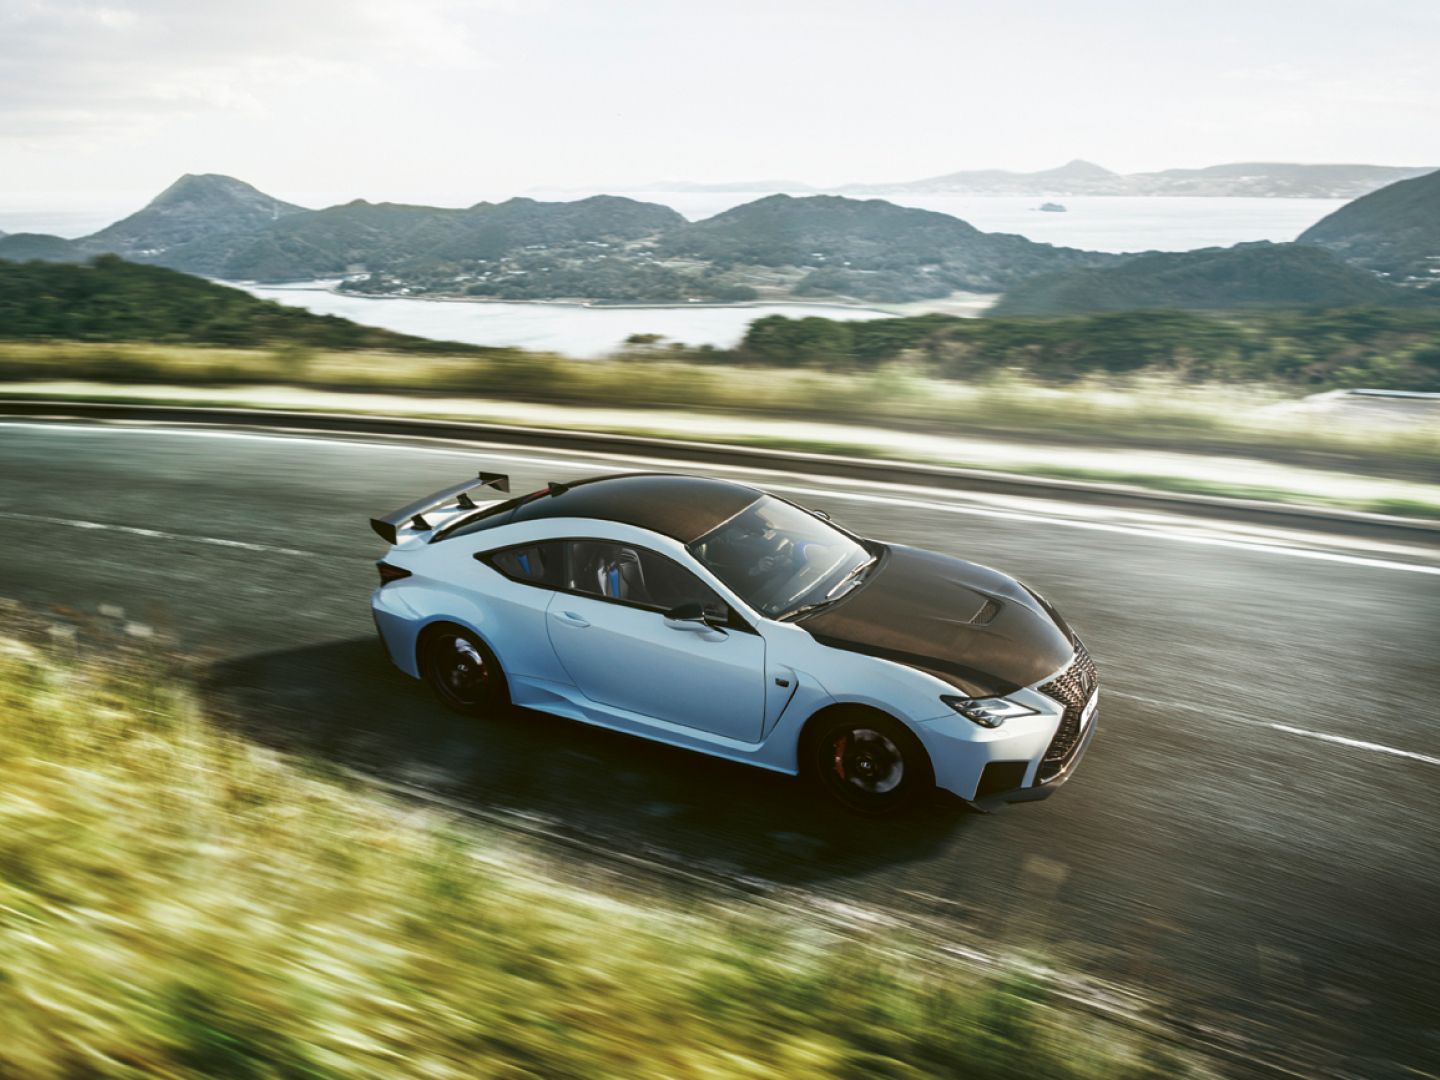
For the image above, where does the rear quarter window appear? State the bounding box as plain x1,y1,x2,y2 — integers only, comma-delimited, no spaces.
484,542,563,587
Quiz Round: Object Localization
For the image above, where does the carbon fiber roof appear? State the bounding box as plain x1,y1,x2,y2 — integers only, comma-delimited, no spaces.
439,473,761,544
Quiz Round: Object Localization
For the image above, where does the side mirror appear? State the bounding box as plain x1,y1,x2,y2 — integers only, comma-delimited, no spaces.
664,602,727,632
665,601,705,623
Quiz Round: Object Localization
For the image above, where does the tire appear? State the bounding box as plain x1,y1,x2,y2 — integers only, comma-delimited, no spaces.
805,710,933,814
419,626,509,717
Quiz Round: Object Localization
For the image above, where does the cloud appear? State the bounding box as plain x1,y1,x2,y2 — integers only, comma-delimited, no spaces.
0,0,490,139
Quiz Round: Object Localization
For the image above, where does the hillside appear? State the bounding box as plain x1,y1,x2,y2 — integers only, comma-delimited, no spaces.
989,242,1426,316
0,233,83,261
1298,168,1440,283
657,194,1114,300
0,255,481,352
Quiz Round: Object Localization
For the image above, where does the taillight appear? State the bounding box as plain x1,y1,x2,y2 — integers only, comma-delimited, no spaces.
377,561,412,586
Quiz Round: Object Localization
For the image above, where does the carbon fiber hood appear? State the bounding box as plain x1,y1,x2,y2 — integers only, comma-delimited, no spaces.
797,544,1075,697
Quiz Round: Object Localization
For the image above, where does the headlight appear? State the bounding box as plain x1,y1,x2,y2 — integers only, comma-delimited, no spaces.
941,695,1038,729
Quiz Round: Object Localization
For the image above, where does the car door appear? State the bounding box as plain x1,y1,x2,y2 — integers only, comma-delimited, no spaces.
545,539,767,742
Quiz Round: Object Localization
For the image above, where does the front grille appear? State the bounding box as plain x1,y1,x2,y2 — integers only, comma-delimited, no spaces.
1036,639,1098,782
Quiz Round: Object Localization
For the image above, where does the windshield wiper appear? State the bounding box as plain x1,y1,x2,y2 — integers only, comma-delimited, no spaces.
778,598,840,623
780,555,878,622
825,555,878,599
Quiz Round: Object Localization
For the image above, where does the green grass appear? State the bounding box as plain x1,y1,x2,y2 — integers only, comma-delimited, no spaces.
0,623,1196,1079
1369,498,1440,521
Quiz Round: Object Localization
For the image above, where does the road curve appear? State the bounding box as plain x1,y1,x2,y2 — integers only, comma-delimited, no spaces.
1,419,1437,1077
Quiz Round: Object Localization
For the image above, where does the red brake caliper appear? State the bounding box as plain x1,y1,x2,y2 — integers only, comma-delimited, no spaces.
832,734,848,780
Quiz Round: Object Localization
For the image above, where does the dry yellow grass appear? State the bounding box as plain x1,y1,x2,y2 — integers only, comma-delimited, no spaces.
0,624,1193,1079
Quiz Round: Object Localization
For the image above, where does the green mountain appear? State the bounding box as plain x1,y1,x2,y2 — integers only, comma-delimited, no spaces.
0,255,478,352
197,200,473,279
208,194,686,282
82,174,307,260
0,177,1111,302
1298,168,1440,283
657,194,1115,300
990,242,1425,316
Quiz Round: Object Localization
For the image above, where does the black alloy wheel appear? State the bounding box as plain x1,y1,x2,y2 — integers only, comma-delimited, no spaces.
421,628,508,716
808,711,932,814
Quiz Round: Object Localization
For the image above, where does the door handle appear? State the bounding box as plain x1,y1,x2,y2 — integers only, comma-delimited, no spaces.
553,610,590,628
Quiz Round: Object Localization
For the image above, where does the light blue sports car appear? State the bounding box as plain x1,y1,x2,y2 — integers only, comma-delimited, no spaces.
371,471,1098,813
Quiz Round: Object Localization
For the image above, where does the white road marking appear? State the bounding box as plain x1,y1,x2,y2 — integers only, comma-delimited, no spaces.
0,509,315,558
3,420,1437,576
1109,690,1440,768
1265,724,1440,767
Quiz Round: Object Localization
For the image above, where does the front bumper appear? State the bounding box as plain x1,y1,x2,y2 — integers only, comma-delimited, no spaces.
965,708,1098,812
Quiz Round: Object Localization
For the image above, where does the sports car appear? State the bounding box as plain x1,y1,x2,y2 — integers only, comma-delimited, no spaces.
370,471,1098,812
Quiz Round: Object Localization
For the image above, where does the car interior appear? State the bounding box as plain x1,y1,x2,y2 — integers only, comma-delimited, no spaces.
490,540,728,620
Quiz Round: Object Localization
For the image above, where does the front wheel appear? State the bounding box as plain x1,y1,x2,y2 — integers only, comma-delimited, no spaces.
420,627,509,716
806,711,933,814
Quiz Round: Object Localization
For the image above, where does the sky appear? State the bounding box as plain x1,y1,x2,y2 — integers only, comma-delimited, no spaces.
1,0,1436,210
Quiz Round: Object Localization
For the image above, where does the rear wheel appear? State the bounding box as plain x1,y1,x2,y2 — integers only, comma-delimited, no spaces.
806,710,932,814
420,627,509,716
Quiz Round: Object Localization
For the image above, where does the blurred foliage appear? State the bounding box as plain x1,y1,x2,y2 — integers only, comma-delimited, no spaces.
0,627,1196,1079
737,308,1440,391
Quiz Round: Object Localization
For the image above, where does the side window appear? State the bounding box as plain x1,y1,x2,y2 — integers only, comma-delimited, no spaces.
564,540,728,618
484,541,563,587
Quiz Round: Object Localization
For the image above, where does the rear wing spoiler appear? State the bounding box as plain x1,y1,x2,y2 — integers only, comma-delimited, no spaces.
370,472,510,545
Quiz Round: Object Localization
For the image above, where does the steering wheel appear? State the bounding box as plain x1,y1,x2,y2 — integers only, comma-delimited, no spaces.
748,536,794,578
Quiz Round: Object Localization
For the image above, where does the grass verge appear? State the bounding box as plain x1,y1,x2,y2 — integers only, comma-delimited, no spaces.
4,374,1439,521
0,620,1196,1079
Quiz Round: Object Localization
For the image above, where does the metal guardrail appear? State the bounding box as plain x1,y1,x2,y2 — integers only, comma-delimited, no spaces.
2,398,1437,543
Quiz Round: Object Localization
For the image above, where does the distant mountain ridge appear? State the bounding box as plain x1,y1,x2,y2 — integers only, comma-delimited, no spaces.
3,168,1436,309
620,161,1435,200
0,174,1117,303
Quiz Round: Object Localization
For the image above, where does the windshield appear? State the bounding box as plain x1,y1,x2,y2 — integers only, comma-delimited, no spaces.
688,496,875,619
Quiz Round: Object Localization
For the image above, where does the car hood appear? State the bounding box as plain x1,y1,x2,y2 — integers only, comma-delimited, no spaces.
796,544,1075,698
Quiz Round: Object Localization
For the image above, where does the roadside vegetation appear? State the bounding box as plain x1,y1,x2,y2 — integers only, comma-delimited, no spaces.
0,620,1194,1079
735,307,1440,391
3,340,1437,477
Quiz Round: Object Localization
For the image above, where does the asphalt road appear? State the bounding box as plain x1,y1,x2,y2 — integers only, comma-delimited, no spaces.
1,419,1437,1077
